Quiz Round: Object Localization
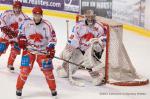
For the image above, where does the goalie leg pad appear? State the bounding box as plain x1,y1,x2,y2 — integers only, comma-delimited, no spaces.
60,44,75,60
57,66,68,78
69,49,84,74
89,69,105,86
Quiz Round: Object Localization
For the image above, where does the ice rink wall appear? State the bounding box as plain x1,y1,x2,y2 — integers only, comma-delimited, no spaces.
0,0,150,37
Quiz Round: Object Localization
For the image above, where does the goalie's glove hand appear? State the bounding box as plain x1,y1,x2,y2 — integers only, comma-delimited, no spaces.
18,35,27,49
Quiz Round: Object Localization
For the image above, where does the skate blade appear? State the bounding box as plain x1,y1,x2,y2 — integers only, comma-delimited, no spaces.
8,69,15,73
16,96,22,99
52,96,58,99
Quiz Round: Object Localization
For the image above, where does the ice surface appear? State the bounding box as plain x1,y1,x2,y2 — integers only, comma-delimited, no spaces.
0,12,150,99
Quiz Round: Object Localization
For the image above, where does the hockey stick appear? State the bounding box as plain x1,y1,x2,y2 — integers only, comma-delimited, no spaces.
26,47,92,71
54,56,92,71
23,38,89,70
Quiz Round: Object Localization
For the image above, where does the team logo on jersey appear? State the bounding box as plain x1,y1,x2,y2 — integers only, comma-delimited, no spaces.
10,22,18,31
81,33,94,41
29,33,43,42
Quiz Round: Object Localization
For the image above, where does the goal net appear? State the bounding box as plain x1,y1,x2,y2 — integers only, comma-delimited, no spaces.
76,15,149,86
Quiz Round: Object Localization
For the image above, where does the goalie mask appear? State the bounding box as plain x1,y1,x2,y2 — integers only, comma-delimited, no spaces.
84,10,96,27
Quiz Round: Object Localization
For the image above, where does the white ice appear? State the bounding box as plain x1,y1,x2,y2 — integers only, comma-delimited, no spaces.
0,13,150,99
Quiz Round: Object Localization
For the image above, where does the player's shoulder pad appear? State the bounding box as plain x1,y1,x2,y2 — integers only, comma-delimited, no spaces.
22,13,30,19
0,10,13,19
75,20,85,29
4,10,13,13
72,22,82,33
19,18,32,30
23,18,32,23
22,18,32,26
95,21,105,28
42,19,53,28
42,19,52,25
3,10,13,14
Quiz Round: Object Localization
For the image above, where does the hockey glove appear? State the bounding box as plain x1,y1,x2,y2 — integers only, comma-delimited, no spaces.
1,26,18,39
46,43,56,59
18,35,27,49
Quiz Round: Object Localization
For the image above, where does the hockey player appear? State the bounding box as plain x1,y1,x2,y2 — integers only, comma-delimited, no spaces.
0,1,28,71
16,6,57,98
57,10,107,86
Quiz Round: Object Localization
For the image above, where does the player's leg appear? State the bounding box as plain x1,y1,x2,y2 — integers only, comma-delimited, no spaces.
7,42,21,71
37,55,57,97
57,49,80,79
57,47,83,78
16,51,35,97
0,38,9,56
57,44,75,78
88,67,105,86
57,61,69,78
68,48,85,86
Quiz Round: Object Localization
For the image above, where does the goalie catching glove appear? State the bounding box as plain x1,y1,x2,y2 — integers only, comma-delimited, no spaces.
1,26,18,39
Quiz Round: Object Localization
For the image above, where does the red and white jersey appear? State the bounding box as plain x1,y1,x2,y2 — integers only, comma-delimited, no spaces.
68,20,105,51
0,10,28,41
20,19,57,54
